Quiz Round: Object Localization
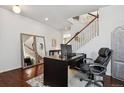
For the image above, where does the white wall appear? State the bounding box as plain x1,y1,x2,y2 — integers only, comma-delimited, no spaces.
76,6,124,76
0,8,62,73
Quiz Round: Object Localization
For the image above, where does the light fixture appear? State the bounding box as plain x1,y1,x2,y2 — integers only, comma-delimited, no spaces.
45,17,48,21
12,5,21,14
63,34,71,38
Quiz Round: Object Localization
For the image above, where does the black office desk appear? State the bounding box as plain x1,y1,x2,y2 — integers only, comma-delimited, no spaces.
44,54,86,87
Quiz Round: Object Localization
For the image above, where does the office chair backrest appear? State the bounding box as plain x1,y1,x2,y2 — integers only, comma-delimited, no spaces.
94,48,112,67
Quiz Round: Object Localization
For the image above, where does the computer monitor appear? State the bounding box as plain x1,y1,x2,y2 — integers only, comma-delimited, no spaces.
66,44,72,56
61,44,72,58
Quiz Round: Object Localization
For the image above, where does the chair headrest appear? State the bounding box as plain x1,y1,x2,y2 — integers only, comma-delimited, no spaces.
98,48,111,57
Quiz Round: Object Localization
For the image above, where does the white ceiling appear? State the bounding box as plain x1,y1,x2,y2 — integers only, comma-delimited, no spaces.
0,5,106,31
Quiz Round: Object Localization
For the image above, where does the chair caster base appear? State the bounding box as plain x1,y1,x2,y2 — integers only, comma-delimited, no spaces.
85,80,103,87
80,78,83,81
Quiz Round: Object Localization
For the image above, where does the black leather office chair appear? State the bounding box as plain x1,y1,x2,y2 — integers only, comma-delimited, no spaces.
80,48,112,87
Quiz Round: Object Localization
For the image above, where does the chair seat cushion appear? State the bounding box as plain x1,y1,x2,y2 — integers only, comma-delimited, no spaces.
90,66,105,75
80,64,90,73
80,64,104,74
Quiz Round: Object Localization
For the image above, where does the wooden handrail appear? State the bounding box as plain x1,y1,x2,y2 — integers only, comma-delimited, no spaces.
88,13,98,18
66,16,98,45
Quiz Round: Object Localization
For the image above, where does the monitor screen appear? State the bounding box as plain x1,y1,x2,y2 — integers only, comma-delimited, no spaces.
66,45,72,56
61,44,72,58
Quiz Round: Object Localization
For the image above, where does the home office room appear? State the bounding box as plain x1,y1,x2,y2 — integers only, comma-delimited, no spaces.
0,0,124,93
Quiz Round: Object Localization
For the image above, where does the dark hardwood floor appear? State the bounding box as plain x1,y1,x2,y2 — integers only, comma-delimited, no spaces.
0,64,43,87
0,64,124,87
103,76,124,87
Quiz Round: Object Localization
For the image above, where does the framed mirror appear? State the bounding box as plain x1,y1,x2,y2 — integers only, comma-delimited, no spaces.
21,33,46,69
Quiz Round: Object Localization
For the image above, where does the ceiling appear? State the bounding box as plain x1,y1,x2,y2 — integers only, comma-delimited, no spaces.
0,5,106,31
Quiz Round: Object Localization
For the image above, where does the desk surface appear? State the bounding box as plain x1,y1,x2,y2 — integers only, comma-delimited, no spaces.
44,56,67,61
44,55,84,62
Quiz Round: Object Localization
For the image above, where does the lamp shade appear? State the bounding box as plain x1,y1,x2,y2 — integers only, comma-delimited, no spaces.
12,5,21,14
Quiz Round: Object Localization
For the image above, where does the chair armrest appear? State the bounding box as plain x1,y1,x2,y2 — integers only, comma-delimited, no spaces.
83,58,94,64
89,63,107,75
89,63,106,68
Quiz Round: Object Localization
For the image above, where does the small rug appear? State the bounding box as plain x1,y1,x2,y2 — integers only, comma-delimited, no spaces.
26,70,103,87
26,74,48,87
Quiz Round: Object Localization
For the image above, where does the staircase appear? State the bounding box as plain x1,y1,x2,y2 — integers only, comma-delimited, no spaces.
64,11,99,52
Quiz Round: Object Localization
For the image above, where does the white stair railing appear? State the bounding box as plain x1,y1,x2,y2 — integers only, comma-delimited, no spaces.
70,18,99,52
